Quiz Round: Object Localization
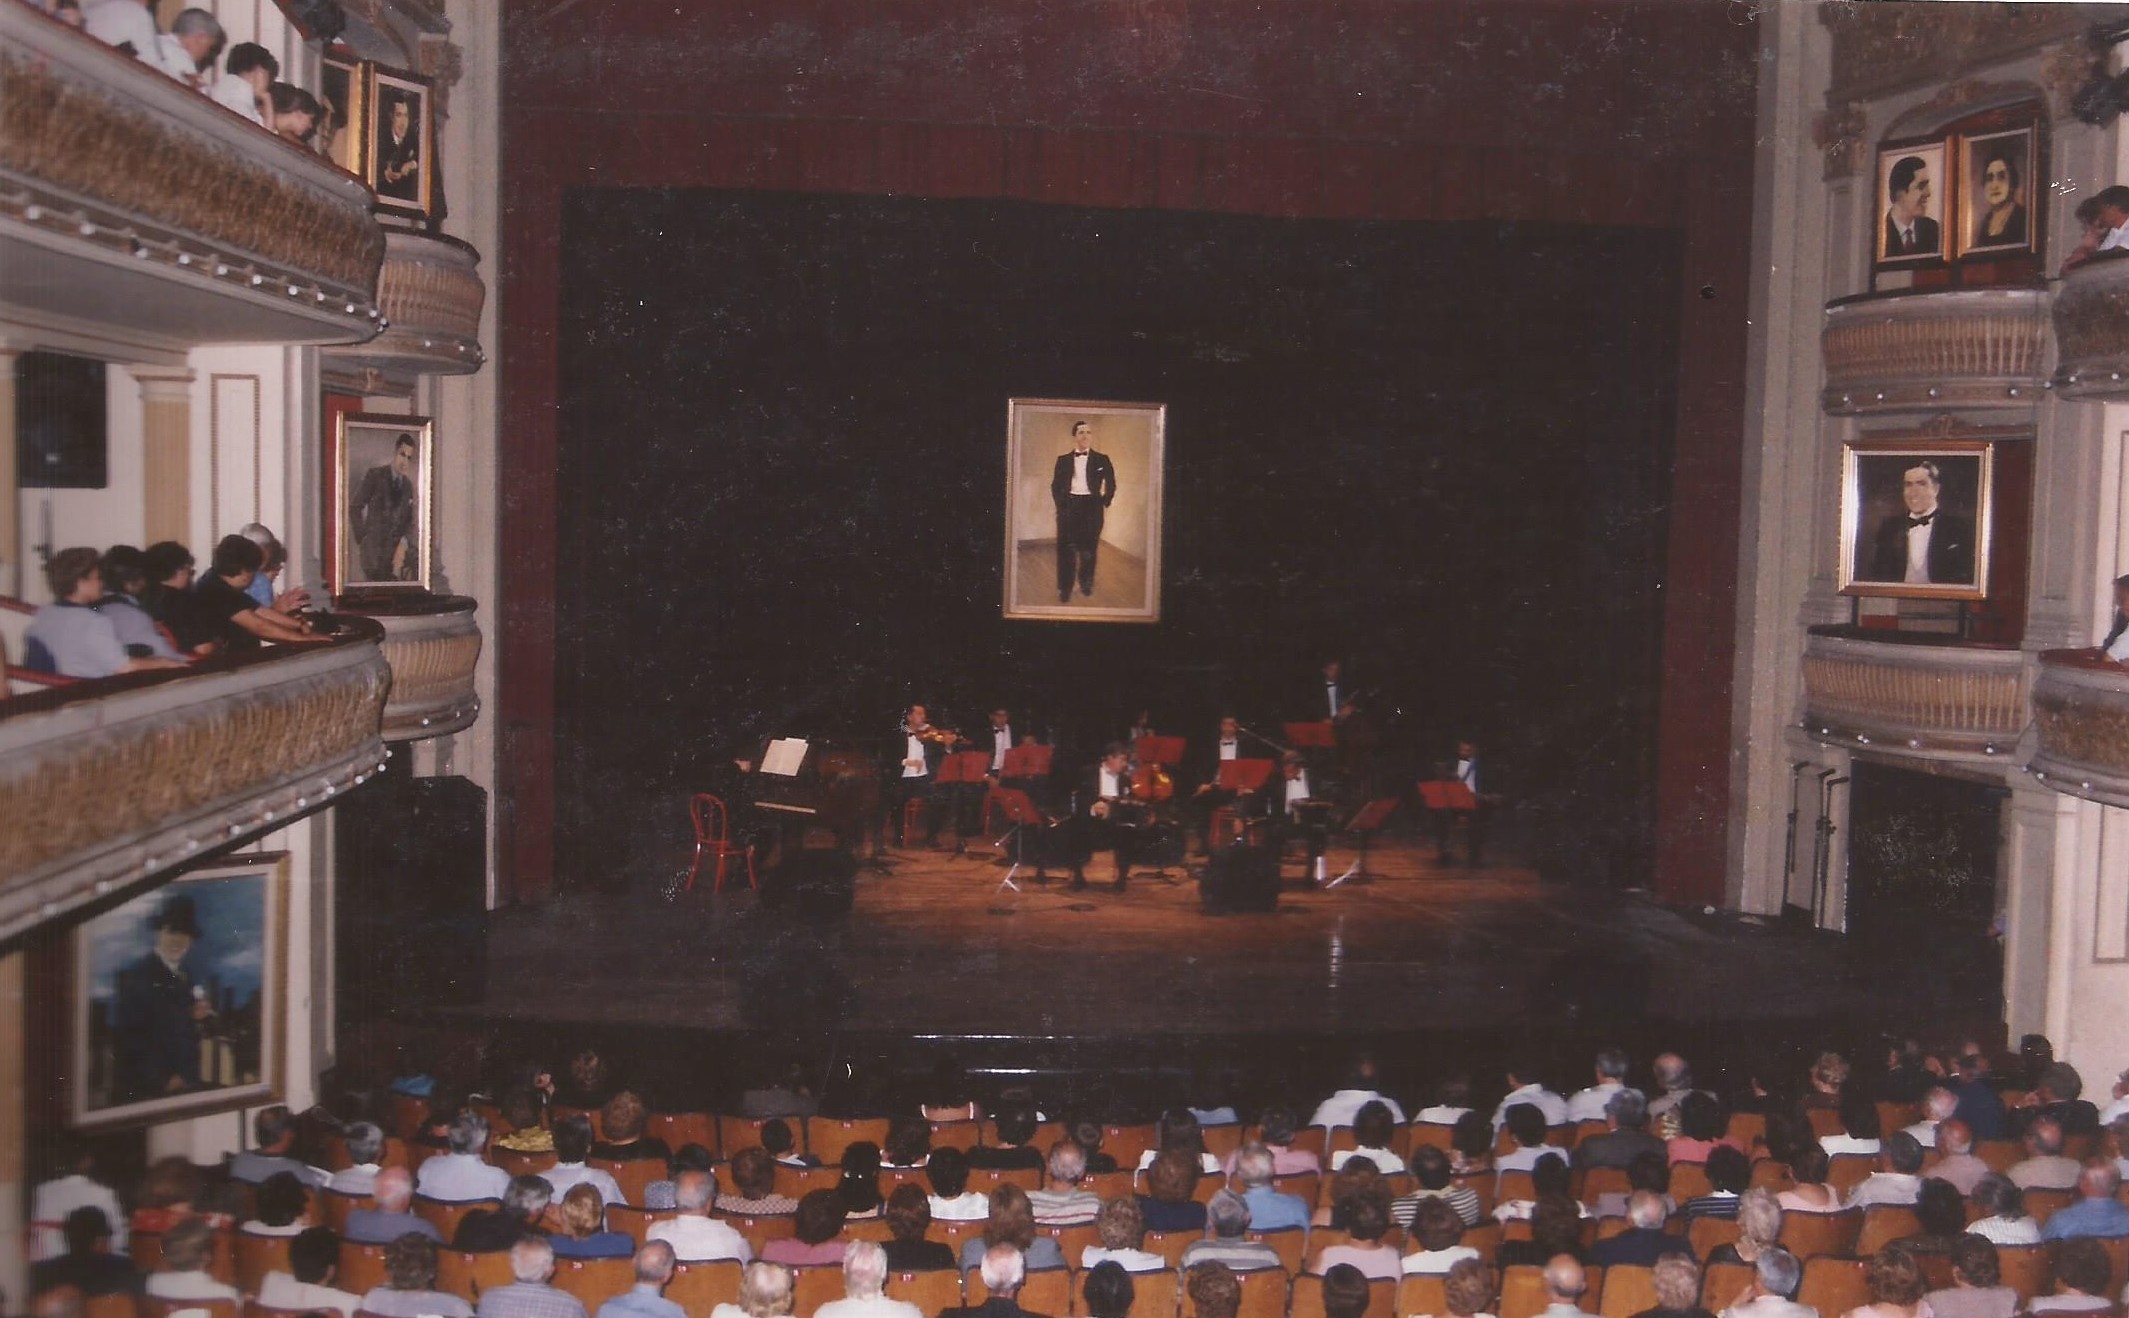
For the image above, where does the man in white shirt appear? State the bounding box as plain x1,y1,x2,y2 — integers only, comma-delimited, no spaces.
329,1122,387,1197
2066,188,2129,272
645,1171,751,1262
1492,1067,1568,1131
207,42,278,124
1721,1248,1818,1318
257,1226,363,1318
816,1241,922,1318
1070,743,1137,893
1266,750,1332,873
1565,1049,1630,1124
415,1112,511,1202
924,1147,989,1221
542,1116,625,1207
1049,419,1118,603
1903,1088,1958,1150
1309,1057,1406,1129
1844,1133,1925,1209
890,705,943,848
29,1139,127,1261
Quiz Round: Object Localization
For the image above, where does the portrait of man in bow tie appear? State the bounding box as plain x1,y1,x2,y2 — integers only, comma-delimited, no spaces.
1847,445,1987,597
1004,398,1166,622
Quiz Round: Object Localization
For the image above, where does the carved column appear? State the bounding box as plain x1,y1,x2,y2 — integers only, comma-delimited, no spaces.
134,368,195,547
0,347,17,598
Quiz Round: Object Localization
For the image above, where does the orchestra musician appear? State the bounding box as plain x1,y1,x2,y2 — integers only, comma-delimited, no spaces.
1432,739,1489,867
1069,742,1138,893
1263,749,1333,872
1184,716,1246,856
890,704,952,848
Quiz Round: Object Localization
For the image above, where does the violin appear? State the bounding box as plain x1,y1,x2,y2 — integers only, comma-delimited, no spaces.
914,725,963,746
1131,761,1174,802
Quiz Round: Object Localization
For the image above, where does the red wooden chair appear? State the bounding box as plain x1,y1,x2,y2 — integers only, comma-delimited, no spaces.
685,792,757,893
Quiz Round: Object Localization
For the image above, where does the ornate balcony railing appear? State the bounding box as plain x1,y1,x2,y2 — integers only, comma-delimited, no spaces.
323,232,485,386
2052,257,2129,400
1801,631,2029,760
0,5,385,349
340,593,483,740
0,624,391,942
1821,289,2051,415
2029,650,2129,808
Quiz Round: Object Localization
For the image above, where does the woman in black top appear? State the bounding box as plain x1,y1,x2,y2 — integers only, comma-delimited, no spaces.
880,1184,956,1271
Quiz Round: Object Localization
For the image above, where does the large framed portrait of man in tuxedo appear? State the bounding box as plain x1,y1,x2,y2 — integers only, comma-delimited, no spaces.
1839,439,1993,600
72,854,289,1129
330,412,434,595
1003,397,1166,623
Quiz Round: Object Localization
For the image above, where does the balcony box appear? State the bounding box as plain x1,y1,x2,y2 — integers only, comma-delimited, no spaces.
0,6,384,352
1801,631,2028,761
323,232,486,386
2052,257,2129,400
0,625,390,942
338,593,482,741
2029,650,2129,807
1821,289,2051,416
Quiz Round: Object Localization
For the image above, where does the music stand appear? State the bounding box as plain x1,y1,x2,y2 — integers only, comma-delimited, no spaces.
1326,797,1400,887
1418,780,1479,872
1134,734,1187,766
988,787,1046,892
1211,758,1275,847
1284,721,1337,751
937,750,992,859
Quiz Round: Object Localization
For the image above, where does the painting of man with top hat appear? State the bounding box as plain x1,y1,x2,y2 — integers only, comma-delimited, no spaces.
75,855,288,1127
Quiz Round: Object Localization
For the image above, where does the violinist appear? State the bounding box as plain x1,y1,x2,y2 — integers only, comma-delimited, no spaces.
890,704,952,848
1068,742,1136,893
1264,749,1332,872
1184,716,1246,856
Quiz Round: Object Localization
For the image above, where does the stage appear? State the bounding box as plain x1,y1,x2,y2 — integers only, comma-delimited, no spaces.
454,829,2000,1052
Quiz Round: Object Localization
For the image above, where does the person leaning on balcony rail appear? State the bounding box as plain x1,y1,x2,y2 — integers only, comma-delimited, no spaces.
24,548,188,679
207,42,277,125
92,545,184,663
195,534,329,652
269,83,323,146
83,3,224,87
2097,573,2129,663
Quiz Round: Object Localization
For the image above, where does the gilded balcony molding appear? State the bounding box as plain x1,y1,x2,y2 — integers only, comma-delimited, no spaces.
2051,257,2129,400
0,7,385,350
1802,633,2029,762
0,627,391,943
2029,651,2129,809
1819,3,2088,105
342,594,483,740
323,232,485,382
1821,290,2051,416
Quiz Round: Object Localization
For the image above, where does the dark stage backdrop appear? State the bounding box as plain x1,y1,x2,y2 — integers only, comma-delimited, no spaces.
556,189,1681,886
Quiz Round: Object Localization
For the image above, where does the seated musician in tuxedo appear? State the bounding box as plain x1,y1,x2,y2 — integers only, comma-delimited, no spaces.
1070,742,1137,893
1430,740,1489,867
891,705,946,848
1263,750,1332,871
1184,716,1246,856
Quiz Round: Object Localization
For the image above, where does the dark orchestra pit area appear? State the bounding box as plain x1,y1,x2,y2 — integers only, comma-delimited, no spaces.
390,826,2005,1112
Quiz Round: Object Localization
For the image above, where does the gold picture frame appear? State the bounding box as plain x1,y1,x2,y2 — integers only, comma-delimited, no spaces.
330,412,435,596
318,54,367,178
366,65,435,222
1839,438,1994,601
1003,397,1166,623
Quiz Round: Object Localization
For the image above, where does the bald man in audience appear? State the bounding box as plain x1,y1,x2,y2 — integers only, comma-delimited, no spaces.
2038,1161,2129,1240
346,1166,443,1244
646,1169,751,1262
2009,1118,2082,1191
1904,1088,1958,1149
1647,1054,1703,1120
1538,1256,1591,1318
596,1241,685,1318
477,1237,587,1318
1720,1248,1815,1318
1925,1120,1988,1196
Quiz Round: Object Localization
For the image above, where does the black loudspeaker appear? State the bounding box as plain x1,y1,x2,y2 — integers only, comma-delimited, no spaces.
1199,844,1280,914
758,848,858,921
17,351,107,489
334,768,488,1018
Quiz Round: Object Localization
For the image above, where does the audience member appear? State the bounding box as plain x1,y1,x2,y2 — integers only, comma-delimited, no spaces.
1234,1142,1312,1230
346,1165,442,1244
1670,1092,1741,1164
2061,187,2129,273
1844,1246,1929,1318
1575,1087,1665,1171
1141,1150,1210,1231
1496,1104,1555,1178
1632,1253,1715,1318
1424,1257,1496,1318
1923,1118,1986,1195
1719,1247,1812,1318
1844,1132,1924,1209
836,1141,886,1219
1188,1261,1244,1318
1891,1179,1967,1255
1228,1106,1319,1175
1774,1145,1839,1215
1493,1063,1568,1130
1400,1197,1481,1275
920,1060,984,1124
360,1231,474,1318
29,1137,128,1261
1802,1053,1849,1112
2008,1117,2081,1191
419,1111,510,1202
1923,1236,2016,1318
1182,1189,1281,1271
1591,1189,1695,1266
256,1224,361,1317
710,1260,797,1318
269,82,322,143
1903,1088,1957,1149
881,1183,955,1272
194,534,324,651
27,1208,138,1299
544,1115,624,1206
1080,1260,1135,1318
477,1236,589,1318
1682,1146,1750,1220
329,1121,387,1196
1322,1264,1376,1318
1311,1056,1407,1128
1647,1054,1703,1122
1497,1194,1586,1270
597,1241,685,1318
1312,1189,1400,1279
761,1189,847,1266
24,548,187,678
2039,1159,2129,1240
207,41,275,122
90,545,183,663
550,1182,634,1259
816,1240,921,1318
927,1146,988,1220
944,1245,1047,1318
1537,1255,1590,1318
591,1092,670,1162
719,1147,798,1216
1415,1077,1476,1126
1137,1109,1222,1175
1495,1151,1575,1223
244,1170,314,1235
1963,1174,2040,1246
963,1183,1064,1272
1073,1119,1120,1175
644,1142,714,1211
1029,1140,1100,1225
2011,1064,2103,1140
972,1108,1048,1172
1449,1112,1496,1179
2028,1237,2115,1314
1948,1048,2008,1142
1706,1188,1781,1267
495,1090,556,1155
454,1174,551,1253
882,1116,932,1169
1079,1196,1164,1273
1594,1150,1675,1221
144,1215,241,1305
647,1168,751,1262
1565,1048,1631,1123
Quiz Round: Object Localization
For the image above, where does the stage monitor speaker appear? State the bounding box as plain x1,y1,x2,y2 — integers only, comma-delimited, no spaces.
1200,843,1280,914
334,769,488,1017
758,847,858,921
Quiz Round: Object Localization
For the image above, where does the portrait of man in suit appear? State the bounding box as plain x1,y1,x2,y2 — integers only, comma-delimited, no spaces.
1879,147,1942,262
1005,399,1165,621
351,430,421,583
1847,448,1987,596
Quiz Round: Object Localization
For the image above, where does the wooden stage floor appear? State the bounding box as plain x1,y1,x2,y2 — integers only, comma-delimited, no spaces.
465,833,1994,1043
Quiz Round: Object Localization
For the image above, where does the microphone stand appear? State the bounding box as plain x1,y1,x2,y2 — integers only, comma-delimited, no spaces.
1233,723,1292,757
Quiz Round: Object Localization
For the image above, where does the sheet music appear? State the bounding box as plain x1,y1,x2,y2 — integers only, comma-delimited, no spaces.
761,738,810,777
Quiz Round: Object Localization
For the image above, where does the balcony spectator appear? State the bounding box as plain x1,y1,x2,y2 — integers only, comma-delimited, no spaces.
207,42,276,124
25,1,86,29
93,546,183,662
194,534,325,652
269,83,322,146
25,548,186,678
2062,188,2129,274
235,523,312,613
85,4,222,85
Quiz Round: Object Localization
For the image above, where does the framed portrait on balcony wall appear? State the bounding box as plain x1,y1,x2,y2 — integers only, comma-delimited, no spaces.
1957,126,2039,259
318,54,368,178
71,853,289,1130
1002,397,1166,623
1873,138,1950,269
329,412,434,595
1839,439,1994,601
365,66,433,221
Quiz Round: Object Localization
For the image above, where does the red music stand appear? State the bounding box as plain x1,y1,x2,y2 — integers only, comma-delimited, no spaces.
1001,743,1053,779
1418,781,1479,812
1325,797,1400,888
1134,734,1187,767
1217,758,1275,793
988,787,1047,891
1284,721,1337,750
